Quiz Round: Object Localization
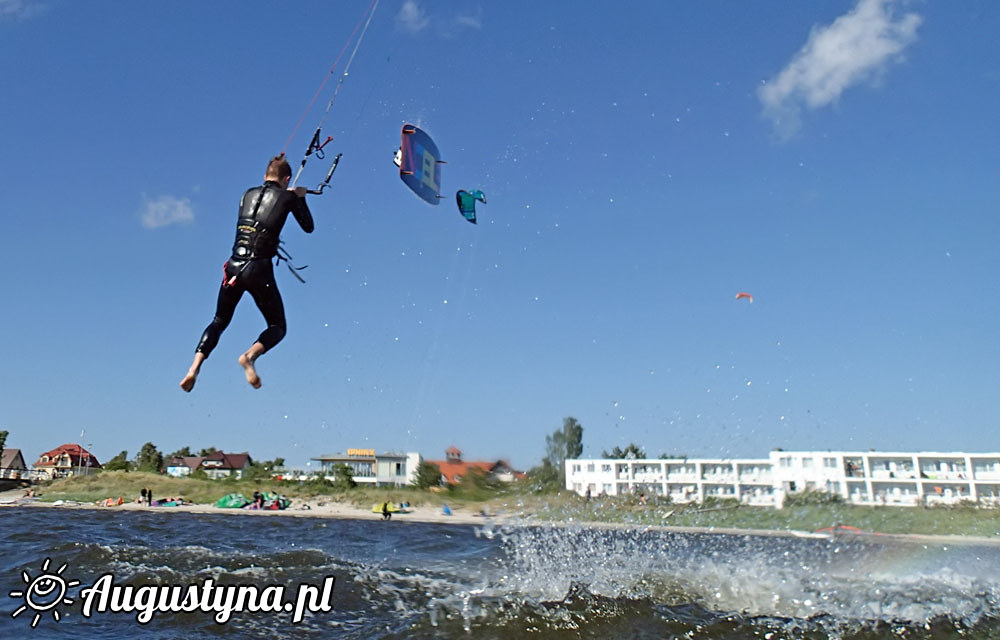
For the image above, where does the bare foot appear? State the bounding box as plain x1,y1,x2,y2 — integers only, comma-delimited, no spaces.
179,371,198,392
238,352,262,389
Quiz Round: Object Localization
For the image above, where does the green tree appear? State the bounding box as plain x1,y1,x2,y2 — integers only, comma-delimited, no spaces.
330,463,357,490
544,416,584,473
245,458,286,481
244,463,269,481
522,461,561,493
167,446,193,459
0,429,8,453
464,466,501,491
198,447,218,457
526,416,584,492
135,442,163,473
105,450,130,471
414,461,443,489
602,443,645,459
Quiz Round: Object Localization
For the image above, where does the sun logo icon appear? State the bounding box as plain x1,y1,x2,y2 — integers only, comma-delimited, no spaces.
9,557,80,628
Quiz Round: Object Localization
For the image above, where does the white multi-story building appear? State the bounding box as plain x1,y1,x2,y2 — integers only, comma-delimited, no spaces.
312,449,422,487
566,450,1000,508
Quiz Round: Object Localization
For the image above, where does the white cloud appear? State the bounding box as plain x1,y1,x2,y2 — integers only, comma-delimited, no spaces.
455,12,483,30
396,0,428,33
759,0,921,138
0,0,44,20
140,194,194,229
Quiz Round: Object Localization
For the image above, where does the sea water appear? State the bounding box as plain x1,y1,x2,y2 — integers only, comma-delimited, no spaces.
2,507,999,639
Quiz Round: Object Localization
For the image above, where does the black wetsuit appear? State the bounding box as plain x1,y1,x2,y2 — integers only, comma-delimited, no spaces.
195,181,314,357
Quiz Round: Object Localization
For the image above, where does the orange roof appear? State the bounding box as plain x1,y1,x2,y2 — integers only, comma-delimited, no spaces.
427,459,493,484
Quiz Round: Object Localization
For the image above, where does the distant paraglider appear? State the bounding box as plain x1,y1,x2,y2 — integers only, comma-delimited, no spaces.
735,292,754,303
455,189,485,224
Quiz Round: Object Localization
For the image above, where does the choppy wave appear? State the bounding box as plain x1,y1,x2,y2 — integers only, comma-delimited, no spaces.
3,508,1000,639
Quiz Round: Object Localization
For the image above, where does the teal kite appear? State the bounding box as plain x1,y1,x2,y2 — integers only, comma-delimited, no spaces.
456,189,485,224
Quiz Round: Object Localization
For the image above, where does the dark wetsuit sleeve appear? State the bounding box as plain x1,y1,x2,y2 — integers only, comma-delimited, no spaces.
292,196,314,233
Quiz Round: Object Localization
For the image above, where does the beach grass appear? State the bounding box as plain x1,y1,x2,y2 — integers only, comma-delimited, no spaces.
489,493,1000,538
32,472,1000,538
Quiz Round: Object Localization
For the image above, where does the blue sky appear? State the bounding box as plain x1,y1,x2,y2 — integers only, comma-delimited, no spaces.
1,0,998,471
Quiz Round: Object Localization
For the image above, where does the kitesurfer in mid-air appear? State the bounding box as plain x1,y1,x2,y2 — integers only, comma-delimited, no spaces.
179,155,314,392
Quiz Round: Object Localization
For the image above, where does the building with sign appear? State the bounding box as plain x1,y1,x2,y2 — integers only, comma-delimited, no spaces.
312,449,421,487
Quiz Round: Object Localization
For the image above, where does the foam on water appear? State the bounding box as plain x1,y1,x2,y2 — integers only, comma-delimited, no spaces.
487,523,1000,626
4,508,1000,639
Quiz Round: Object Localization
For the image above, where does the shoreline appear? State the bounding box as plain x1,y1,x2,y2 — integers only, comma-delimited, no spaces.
1,490,495,527
5,489,1000,546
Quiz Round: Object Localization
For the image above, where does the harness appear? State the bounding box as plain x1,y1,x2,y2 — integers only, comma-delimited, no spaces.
224,183,308,286
225,183,273,287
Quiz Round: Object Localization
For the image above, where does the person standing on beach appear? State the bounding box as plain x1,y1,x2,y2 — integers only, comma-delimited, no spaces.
179,155,314,391
140,487,147,505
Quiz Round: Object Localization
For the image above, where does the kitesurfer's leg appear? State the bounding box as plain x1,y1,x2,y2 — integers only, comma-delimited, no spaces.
239,263,287,389
180,277,243,392
238,343,265,389
179,352,206,392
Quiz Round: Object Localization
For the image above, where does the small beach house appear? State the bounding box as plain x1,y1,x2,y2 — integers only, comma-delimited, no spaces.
1,448,27,479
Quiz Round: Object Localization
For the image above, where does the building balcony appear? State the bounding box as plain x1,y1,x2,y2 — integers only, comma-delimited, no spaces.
701,475,736,484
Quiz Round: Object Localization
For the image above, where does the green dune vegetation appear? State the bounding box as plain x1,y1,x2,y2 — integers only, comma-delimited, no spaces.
523,492,1000,539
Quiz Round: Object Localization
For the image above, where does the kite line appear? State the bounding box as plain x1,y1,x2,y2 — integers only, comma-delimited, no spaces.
284,0,381,193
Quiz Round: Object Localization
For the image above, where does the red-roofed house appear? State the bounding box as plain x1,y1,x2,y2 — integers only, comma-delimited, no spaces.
425,447,524,485
33,443,102,480
1,448,27,479
198,451,253,479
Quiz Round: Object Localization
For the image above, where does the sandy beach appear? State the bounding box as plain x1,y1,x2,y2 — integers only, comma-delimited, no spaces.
0,487,502,526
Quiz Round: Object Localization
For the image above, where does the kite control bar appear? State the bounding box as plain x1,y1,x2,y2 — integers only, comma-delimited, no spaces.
292,128,334,188
306,153,342,195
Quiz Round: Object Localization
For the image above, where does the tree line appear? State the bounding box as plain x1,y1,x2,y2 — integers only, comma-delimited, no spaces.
102,442,284,481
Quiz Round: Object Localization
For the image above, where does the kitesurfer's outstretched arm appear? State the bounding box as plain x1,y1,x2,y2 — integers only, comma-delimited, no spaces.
290,186,314,233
